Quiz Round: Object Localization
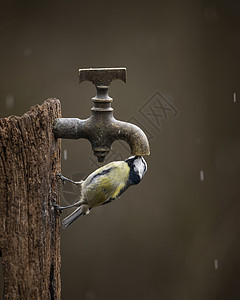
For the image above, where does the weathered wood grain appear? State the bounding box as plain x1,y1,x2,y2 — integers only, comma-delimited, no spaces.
0,99,61,299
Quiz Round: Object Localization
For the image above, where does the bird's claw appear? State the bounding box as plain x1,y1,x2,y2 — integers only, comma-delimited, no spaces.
56,173,66,184
52,201,63,213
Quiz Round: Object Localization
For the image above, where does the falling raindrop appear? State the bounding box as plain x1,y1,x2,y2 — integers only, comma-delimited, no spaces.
6,94,14,109
200,170,204,181
214,259,218,270
63,149,67,160
233,92,237,103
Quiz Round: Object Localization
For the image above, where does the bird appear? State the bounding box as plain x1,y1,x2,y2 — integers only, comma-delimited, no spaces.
54,156,147,228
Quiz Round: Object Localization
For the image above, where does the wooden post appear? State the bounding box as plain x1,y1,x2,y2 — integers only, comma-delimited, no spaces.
0,99,61,299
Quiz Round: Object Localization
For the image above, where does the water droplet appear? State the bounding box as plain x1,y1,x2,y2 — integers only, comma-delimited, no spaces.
63,149,67,160
6,94,14,109
214,259,218,270
200,170,204,181
233,92,237,103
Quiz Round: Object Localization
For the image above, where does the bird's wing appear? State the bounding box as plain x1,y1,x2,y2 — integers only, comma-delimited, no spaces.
83,162,129,207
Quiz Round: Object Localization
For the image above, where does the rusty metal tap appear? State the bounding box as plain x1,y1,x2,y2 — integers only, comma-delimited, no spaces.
53,67,150,162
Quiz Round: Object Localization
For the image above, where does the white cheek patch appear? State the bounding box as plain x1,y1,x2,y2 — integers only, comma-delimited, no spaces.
133,157,147,179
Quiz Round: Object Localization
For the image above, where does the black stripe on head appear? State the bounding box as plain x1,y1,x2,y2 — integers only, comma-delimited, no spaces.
125,155,137,167
140,156,147,175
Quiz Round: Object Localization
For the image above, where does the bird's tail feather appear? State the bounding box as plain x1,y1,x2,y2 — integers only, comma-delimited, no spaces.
62,205,90,229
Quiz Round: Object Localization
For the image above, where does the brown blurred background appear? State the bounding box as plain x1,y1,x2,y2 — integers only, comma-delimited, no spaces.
1,0,240,299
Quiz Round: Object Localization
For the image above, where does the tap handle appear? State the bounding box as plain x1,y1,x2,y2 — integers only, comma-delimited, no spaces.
79,67,126,87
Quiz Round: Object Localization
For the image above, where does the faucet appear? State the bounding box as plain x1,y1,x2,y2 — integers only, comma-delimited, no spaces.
53,67,150,162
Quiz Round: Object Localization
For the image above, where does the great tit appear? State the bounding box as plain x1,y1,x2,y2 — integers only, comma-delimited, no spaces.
54,156,147,228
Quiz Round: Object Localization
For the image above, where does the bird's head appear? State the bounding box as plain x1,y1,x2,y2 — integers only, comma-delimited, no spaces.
125,156,147,184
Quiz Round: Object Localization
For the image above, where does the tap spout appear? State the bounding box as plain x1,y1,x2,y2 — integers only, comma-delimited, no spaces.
53,117,150,162
110,119,150,156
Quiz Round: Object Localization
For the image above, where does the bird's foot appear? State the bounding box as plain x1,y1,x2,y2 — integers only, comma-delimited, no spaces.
56,173,67,184
52,201,63,213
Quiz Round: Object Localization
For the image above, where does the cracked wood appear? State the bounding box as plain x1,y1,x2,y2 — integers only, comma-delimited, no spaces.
0,99,61,300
